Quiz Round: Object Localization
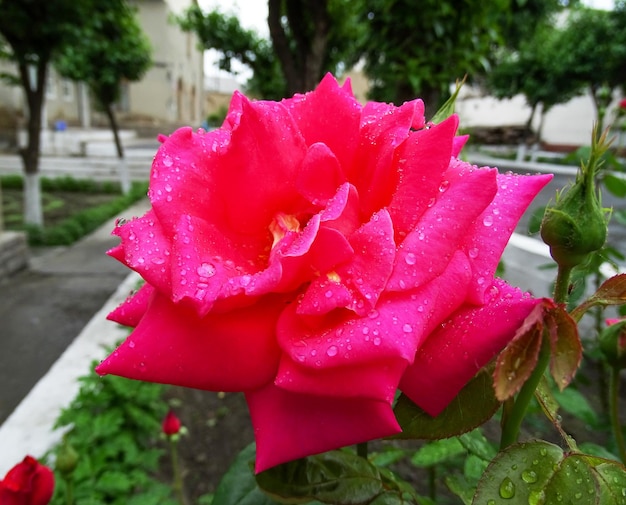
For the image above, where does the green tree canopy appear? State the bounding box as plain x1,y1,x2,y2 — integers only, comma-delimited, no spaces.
55,0,152,160
0,0,95,225
557,5,626,126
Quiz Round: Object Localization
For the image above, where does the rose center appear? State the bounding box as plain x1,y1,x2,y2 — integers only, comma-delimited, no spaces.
269,213,301,248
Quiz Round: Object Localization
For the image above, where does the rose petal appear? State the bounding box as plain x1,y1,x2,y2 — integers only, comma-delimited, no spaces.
108,209,172,295
452,134,469,157
283,73,362,172
464,172,553,304
275,356,406,404
400,279,541,416
353,99,425,216
387,116,459,237
297,142,346,206
107,283,154,327
246,383,401,472
388,164,497,291
97,293,284,392
278,251,472,377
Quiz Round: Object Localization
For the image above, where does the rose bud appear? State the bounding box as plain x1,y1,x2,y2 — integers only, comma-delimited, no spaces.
56,438,79,477
0,455,55,505
162,409,182,436
541,133,608,269
600,319,626,370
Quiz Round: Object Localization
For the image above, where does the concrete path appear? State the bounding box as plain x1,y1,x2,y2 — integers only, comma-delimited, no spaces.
0,199,149,471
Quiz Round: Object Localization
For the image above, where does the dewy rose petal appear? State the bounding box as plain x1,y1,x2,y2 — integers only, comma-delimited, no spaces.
97,74,552,472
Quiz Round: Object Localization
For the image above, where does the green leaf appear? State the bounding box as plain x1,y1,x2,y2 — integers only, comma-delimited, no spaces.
458,430,498,462
213,443,280,505
528,205,547,235
410,438,465,467
393,367,500,440
256,450,384,505
473,440,564,504
445,474,475,505
603,174,626,198
473,442,626,504
551,387,600,428
430,75,467,124
593,459,626,504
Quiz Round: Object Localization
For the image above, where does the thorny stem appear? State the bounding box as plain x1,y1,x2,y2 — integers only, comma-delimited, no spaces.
609,367,626,464
170,438,186,505
500,265,573,450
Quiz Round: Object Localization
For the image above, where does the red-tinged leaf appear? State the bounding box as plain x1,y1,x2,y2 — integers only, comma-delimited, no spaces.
546,305,582,391
493,306,544,402
571,274,626,321
595,274,626,302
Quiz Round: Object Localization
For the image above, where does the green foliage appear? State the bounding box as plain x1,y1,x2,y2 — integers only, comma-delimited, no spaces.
487,23,584,119
473,440,626,504
357,0,508,111
47,361,174,505
26,181,147,246
1,175,148,246
54,0,152,108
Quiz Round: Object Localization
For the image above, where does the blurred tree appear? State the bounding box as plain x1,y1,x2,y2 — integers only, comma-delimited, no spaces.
55,0,152,193
487,24,585,144
557,6,626,129
356,0,575,117
178,0,364,99
0,0,93,225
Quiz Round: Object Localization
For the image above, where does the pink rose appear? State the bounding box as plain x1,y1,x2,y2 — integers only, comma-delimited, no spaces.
97,74,551,472
0,456,55,505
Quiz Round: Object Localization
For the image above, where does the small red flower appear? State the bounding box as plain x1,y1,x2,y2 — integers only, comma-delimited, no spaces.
162,410,182,436
619,98,626,110
0,456,54,505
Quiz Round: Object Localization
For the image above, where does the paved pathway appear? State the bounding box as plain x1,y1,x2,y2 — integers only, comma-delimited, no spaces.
0,199,150,470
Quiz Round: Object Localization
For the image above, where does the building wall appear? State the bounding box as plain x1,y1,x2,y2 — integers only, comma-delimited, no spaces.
127,0,204,126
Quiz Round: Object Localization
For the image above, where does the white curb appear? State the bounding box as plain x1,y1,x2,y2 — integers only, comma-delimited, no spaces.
0,272,139,474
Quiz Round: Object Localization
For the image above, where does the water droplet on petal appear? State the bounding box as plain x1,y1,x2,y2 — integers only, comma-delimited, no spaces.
468,247,479,259
373,336,381,346
403,323,413,333
405,252,417,265
439,180,450,192
162,156,173,167
128,340,136,349
325,290,333,298
197,262,216,278
326,345,338,357
483,215,494,227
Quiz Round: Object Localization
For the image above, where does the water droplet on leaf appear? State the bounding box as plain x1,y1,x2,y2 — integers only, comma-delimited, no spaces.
499,477,516,499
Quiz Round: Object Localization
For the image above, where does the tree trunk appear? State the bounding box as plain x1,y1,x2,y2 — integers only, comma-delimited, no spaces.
104,102,130,194
267,0,330,95
23,172,43,226
17,59,47,226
